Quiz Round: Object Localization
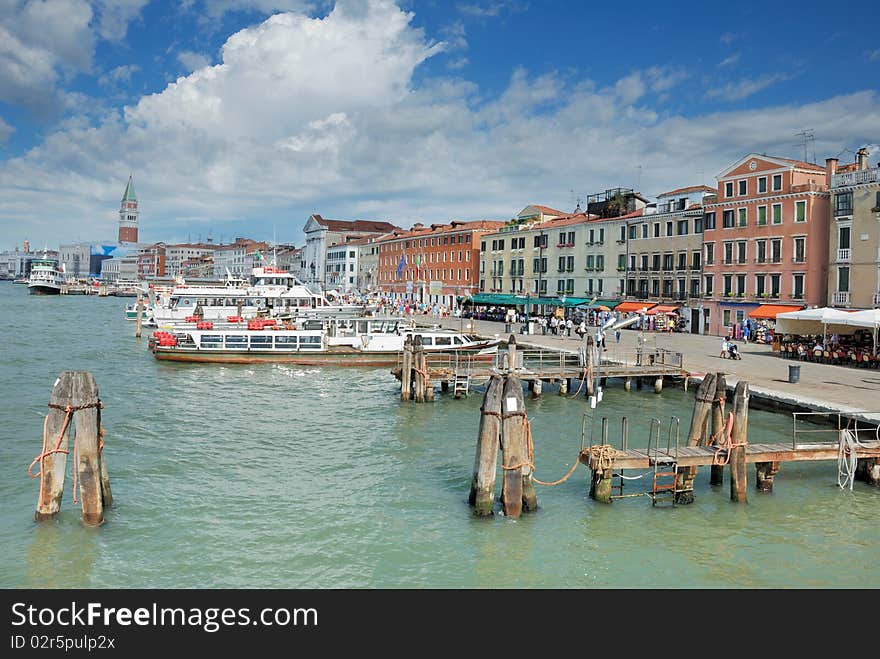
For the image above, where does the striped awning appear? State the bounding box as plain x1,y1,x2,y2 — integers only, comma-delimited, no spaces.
614,301,656,313
748,304,804,319
646,304,681,316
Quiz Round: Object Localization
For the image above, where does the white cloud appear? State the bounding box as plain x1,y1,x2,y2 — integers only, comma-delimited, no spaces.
2,0,880,249
719,53,740,68
99,64,141,86
94,0,150,41
706,74,792,101
867,49,880,62
177,50,212,72
0,115,13,144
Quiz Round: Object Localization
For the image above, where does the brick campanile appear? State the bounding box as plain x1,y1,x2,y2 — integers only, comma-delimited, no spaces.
118,174,139,243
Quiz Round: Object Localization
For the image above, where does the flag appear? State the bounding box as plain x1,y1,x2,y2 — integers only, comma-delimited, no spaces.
396,252,406,279
415,254,421,271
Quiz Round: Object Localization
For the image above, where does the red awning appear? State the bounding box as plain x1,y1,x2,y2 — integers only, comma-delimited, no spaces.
614,301,656,313
646,304,681,315
748,304,804,320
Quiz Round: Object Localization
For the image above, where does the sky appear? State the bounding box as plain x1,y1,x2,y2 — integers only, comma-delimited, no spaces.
1,0,879,251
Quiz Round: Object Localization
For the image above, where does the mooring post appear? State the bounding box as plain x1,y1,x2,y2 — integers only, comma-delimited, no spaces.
730,380,749,503
421,339,433,401
559,378,568,395
469,375,503,516
709,373,727,486
654,376,663,393
506,334,517,373
532,378,542,399
33,371,110,526
624,377,631,391
413,335,426,403
135,291,143,338
755,461,780,492
856,458,880,486
676,372,716,503
500,374,536,517
400,335,412,401
585,336,595,397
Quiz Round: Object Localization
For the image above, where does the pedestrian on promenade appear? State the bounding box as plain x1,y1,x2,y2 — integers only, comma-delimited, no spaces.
540,316,547,335
721,336,729,358
566,318,573,337
615,328,621,343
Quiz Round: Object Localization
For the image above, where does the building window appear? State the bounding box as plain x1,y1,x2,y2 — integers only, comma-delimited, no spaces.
677,219,688,235
838,225,851,251
738,180,747,195
567,255,575,271
640,254,649,270
795,200,806,223
653,223,660,238
725,181,734,197
677,252,687,270
723,309,731,327
736,241,747,264
722,210,735,228
628,225,637,240
663,253,674,270
837,266,850,292
666,221,673,236
705,243,714,265
758,176,767,193
770,273,781,297
704,212,715,229
793,237,806,263
772,174,782,191
834,192,853,216
595,255,604,271
642,224,648,239
793,273,804,299
723,275,732,296
691,251,701,270
723,242,733,264
619,226,627,242
772,203,783,224
756,239,767,263
757,205,767,226
770,239,782,263
694,215,703,233
737,207,747,227
736,274,746,295
652,254,661,271
755,274,765,296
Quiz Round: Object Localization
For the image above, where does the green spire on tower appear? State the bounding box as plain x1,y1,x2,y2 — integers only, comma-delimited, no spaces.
122,174,137,202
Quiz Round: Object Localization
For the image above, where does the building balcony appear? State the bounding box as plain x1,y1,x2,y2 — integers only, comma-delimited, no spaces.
837,248,851,262
832,291,851,305
832,167,879,188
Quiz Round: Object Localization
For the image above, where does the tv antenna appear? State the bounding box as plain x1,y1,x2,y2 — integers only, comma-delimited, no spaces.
635,164,643,190
795,129,815,163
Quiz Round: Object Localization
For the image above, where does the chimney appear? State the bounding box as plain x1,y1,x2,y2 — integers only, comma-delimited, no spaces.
825,157,838,186
856,147,869,170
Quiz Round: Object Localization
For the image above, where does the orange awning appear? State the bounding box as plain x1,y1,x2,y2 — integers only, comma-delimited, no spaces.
615,301,656,313
646,304,680,315
748,304,804,320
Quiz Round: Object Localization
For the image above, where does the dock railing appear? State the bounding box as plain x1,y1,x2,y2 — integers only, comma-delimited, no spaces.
791,411,880,450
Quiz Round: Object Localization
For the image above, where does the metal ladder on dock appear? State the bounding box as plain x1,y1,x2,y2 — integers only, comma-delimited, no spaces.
646,416,685,506
453,371,470,397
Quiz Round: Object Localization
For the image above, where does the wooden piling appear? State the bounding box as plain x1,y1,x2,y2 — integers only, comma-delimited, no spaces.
710,373,727,486
135,291,143,338
856,458,880,487
400,335,412,401
729,380,749,503
532,379,542,399
501,375,535,517
506,334,517,372
686,373,716,447
33,371,110,525
559,378,568,395
755,461,780,492
585,336,595,397
654,377,663,393
624,377,631,391
469,375,503,516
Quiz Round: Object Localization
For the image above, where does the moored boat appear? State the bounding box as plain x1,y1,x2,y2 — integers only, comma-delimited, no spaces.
149,316,499,366
27,255,64,295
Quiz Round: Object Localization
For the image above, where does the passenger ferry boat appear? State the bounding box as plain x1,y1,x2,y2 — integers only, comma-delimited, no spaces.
149,316,500,366
148,266,372,327
27,255,64,295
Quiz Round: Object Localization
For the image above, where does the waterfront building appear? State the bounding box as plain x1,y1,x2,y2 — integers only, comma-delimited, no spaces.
623,185,715,333
0,247,33,279
212,238,267,279
99,252,139,283
118,174,139,244
826,148,880,309
349,235,388,294
271,244,304,281
302,215,398,292
163,242,218,277
137,243,167,278
377,219,505,311
325,241,359,293
701,154,832,336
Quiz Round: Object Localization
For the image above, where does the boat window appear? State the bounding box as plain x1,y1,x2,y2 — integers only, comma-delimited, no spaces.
180,298,192,306
274,336,298,347
434,336,452,346
224,335,247,347
453,336,463,345
200,334,222,348
249,335,273,349
299,336,322,350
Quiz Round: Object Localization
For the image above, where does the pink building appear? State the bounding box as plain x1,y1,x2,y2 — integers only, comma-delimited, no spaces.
701,154,832,336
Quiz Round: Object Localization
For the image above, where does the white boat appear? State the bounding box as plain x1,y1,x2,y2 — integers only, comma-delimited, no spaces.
149,266,372,328
27,255,64,295
149,316,500,366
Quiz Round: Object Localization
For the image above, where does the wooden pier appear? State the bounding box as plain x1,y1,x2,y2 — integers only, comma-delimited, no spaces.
392,334,687,398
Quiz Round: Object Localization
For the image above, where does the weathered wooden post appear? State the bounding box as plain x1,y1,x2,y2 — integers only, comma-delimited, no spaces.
675,372,717,503
419,336,433,401
755,461,780,492
469,375,503,516
413,335,426,403
500,374,536,517
729,380,749,503
710,373,727,486
585,336,595,397
856,458,880,487
400,335,412,401
531,378,542,399
654,377,663,393
559,378,568,395
135,291,143,338
32,371,111,526
506,334,517,372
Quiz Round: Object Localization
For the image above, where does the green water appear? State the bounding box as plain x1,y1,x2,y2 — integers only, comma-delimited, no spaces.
0,283,877,589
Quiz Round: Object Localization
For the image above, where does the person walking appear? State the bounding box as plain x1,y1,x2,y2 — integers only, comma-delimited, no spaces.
540,316,547,335
615,328,621,343
565,318,573,337
721,336,729,358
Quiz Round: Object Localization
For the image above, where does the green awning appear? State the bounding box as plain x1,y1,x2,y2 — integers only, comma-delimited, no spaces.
461,293,614,308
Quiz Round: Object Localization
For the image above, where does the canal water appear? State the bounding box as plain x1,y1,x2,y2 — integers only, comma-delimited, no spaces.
0,283,877,589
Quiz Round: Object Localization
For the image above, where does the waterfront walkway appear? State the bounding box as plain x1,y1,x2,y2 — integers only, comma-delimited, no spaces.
417,315,880,424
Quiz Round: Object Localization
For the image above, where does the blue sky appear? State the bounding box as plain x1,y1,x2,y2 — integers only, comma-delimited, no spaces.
1,0,878,251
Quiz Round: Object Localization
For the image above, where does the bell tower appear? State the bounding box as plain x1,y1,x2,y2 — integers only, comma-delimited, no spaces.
118,174,139,243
